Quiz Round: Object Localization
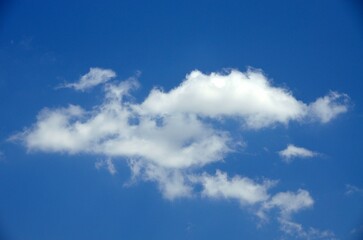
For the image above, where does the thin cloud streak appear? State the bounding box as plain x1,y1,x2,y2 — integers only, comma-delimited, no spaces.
61,67,116,91
345,184,363,196
279,144,318,162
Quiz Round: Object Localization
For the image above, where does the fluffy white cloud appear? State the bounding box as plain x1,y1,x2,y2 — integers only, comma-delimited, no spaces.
196,170,275,205
194,170,334,239
264,189,314,216
63,67,116,91
17,69,348,167
139,69,349,129
309,91,349,123
13,67,344,239
15,80,229,170
139,69,306,129
279,144,317,162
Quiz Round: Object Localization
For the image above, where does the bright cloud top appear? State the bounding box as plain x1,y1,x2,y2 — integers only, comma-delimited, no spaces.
63,67,116,91
13,67,348,239
279,144,318,162
139,69,349,128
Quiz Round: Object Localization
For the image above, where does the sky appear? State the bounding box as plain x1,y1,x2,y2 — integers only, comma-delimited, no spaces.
0,0,363,240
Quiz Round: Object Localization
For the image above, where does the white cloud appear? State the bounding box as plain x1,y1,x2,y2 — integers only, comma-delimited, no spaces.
139,69,306,129
16,69,348,168
279,218,337,240
126,159,193,200
194,171,334,239
139,69,349,129
63,67,116,91
144,165,193,200
13,68,344,238
15,80,230,170
279,144,317,162
16,105,86,153
264,189,314,217
309,91,349,123
196,170,275,205
95,158,117,175
260,190,336,240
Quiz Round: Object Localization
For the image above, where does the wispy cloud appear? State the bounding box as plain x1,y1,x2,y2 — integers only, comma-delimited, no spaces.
61,67,116,91
345,184,363,196
95,158,117,175
12,67,347,239
350,224,363,236
279,218,337,240
279,144,318,162
193,171,335,239
260,190,337,239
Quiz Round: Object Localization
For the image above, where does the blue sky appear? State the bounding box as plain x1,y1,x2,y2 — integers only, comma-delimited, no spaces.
0,0,363,239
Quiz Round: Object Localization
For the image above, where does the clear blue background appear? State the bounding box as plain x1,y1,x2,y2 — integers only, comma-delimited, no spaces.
0,0,363,239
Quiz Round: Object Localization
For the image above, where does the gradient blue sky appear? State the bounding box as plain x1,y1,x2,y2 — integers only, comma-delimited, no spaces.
1,1,363,240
